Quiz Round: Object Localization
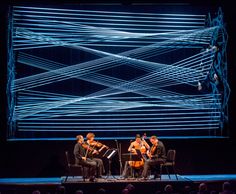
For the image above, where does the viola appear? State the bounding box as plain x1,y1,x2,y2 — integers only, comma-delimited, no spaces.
147,144,158,159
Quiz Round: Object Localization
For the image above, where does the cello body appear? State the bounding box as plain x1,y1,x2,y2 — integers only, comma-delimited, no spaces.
128,145,146,169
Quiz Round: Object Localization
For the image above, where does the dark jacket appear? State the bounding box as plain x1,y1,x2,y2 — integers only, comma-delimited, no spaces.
73,142,86,164
151,140,167,160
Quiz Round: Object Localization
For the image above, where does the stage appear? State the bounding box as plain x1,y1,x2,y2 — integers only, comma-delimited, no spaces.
0,174,236,194
0,2,236,194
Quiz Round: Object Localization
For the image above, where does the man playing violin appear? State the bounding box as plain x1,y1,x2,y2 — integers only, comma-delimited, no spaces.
86,133,105,178
73,135,97,182
141,135,166,179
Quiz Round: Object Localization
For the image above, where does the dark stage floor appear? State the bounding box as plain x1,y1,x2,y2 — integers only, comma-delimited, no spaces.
1,174,236,185
0,174,236,194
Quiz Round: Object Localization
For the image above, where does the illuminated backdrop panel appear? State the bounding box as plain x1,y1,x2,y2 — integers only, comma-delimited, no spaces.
7,5,230,140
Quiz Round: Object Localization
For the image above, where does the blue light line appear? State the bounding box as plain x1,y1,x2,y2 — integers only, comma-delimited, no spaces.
14,9,206,21
14,26,200,32
18,124,219,130
15,112,221,119
17,116,220,121
18,119,220,125
7,136,228,141
13,15,205,25
15,19,204,29
14,6,206,17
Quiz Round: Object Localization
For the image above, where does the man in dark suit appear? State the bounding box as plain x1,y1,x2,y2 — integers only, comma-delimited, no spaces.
73,135,97,182
141,135,166,179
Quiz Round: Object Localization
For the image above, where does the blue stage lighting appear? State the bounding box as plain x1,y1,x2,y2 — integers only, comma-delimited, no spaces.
7,5,230,140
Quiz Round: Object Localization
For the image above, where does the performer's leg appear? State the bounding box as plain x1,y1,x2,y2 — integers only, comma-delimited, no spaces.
92,158,104,177
81,159,97,178
138,167,143,178
142,159,151,178
142,159,161,178
153,159,165,176
122,161,129,178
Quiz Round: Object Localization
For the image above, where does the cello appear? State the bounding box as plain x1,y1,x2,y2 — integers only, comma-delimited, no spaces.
128,133,148,169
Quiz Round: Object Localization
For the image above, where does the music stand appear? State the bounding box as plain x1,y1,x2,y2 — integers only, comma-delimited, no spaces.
135,149,142,158
122,153,142,161
103,148,117,179
98,145,108,158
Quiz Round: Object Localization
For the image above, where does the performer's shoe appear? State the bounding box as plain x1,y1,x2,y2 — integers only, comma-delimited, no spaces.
139,177,149,181
89,176,96,182
154,174,161,179
118,176,126,180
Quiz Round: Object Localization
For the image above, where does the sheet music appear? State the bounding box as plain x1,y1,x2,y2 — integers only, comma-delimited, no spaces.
108,150,116,159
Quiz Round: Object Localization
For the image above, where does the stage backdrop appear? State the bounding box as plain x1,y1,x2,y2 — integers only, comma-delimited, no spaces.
7,4,230,140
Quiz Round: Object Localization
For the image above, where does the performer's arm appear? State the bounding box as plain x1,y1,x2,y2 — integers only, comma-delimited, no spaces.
128,142,135,152
142,139,150,150
150,148,158,159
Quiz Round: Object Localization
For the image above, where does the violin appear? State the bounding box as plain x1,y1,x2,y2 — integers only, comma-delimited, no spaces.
89,140,109,149
81,142,99,156
87,140,109,153
86,140,109,156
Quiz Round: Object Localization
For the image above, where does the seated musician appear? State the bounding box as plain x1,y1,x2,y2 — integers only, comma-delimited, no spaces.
86,132,105,178
141,135,166,179
73,135,97,182
122,134,150,178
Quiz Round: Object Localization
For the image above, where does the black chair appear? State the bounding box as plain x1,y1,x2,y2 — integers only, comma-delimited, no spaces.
160,149,178,180
65,151,86,182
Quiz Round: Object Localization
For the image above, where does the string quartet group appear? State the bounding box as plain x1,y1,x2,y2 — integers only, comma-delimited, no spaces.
74,133,166,182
